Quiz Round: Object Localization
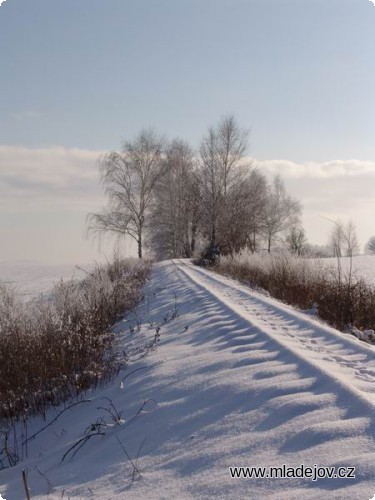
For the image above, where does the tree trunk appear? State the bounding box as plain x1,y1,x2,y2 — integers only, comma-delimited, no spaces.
138,232,142,258
191,224,197,255
211,218,216,247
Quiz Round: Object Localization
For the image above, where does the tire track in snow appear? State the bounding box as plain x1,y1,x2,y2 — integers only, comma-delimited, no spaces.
174,260,375,413
167,259,375,499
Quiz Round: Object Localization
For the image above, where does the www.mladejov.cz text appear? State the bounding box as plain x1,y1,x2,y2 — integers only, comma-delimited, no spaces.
229,464,355,481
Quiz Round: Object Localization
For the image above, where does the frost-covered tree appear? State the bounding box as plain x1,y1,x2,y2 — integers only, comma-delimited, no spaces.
365,236,375,255
87,118,304,260
199,115,249,251
244,169,268,253
343,221,359,258
329,220,345,259
148,139,200,259
87,130,165,258
286,225,307,256
305,243,333,258
263,175,301,253
327,219,359,298
220,167,267,254
328,219,359,259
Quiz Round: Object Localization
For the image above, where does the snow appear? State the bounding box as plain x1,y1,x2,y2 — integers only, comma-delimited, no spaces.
1,259,375,499
0,260,90,300
318,254,375,286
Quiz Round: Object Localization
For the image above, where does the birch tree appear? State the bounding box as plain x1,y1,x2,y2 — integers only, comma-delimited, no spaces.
220,167,267,254
263,175,301,252
199,115,249,251
87,129,165,258
149,139,200,259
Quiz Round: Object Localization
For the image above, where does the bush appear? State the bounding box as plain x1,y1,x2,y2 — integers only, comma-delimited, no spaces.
0,257,151,424
212,250,375,340
197,243,221,266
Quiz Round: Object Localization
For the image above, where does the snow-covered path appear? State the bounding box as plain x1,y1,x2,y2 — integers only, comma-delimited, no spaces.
2,259,375,499
176,260,375,408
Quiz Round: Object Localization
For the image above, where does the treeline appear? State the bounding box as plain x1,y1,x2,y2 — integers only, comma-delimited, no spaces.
88,116,303,260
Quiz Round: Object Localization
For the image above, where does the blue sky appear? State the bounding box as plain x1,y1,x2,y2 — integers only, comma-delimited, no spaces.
0,0,375,263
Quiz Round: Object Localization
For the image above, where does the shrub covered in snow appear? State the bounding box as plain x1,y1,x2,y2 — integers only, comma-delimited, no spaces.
213,250,375,342
0,257,151,423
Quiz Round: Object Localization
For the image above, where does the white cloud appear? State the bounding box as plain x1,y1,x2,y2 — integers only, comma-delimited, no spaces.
1,146,374,250
0,145,105,212
253,157,375,248
253,158,375,179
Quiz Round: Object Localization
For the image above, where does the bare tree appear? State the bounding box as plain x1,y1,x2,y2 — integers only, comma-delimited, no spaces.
329,219,359,260
343,220,359,258
244,169,268,253
87,119,304,261
263,175,301,253
220,167,267,254
286,225,307,256
216,115,249,197
148,139,200,259
365,236,375,255
328,219,345,288
199,115,249,250
327,218,359,325
87,130,165,258
329,220,345,259
305,243,333,258
327,218,358,285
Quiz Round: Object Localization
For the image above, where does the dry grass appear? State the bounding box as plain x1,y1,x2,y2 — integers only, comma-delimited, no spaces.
0,257,151,424
212,251,375,338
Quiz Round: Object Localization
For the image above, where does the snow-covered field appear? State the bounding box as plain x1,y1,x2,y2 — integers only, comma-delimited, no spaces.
1,259,375,499
0,260,90,299
319,254,375,286
1,254,374,302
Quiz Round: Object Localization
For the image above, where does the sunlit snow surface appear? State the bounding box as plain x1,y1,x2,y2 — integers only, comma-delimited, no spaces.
320,255,375,286
1,259,375,499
